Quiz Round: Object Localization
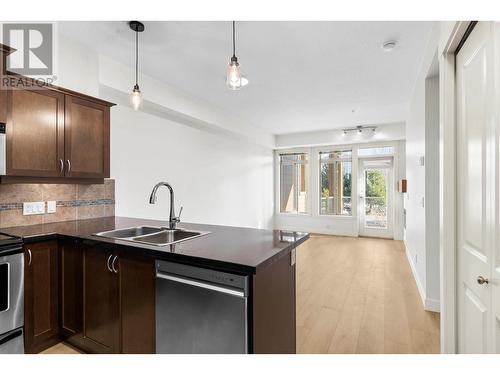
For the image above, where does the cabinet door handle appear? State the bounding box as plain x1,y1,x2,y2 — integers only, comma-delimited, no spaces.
27,249,32,266
66,159,71,173
111,255,119,274
59,159,64,174
106,254,113,273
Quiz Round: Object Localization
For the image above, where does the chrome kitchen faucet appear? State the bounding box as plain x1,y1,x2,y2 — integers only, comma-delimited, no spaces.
149,182,183,229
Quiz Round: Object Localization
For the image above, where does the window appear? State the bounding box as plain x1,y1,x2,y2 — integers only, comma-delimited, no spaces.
319,150,352,216
279,153,308,213
358,146,394,157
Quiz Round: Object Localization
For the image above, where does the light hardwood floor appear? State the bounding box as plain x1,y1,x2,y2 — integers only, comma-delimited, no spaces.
43,234,439,355
296,234,440,354
41,342,81,354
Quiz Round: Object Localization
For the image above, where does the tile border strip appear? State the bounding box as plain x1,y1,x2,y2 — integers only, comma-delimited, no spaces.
0,199,115,212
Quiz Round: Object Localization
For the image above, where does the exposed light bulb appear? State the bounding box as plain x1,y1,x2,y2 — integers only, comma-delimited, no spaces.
343,130,347,136
130,85,143,111
226,57,248,90
358,128,363,134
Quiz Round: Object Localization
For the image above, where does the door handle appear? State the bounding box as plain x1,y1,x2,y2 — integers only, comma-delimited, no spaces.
66,159,71,173
111,255,118,274
27,249,32,266
156,272,245,297
106,254,113,273
59,159,64,174
477,276,489,285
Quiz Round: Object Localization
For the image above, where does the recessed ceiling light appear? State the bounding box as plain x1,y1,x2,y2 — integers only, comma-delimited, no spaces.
382,40,397,52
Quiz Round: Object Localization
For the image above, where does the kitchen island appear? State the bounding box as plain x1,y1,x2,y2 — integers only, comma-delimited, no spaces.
3,216,309,354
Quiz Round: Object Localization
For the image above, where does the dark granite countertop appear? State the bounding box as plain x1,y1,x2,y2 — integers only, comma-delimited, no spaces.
1,216,309,274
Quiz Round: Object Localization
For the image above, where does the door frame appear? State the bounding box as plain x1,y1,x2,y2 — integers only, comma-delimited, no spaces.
358,157,394,239
439,21,475,354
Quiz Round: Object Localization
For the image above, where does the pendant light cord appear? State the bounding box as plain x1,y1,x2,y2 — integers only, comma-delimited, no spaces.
135,30,139,86
232,20,236,58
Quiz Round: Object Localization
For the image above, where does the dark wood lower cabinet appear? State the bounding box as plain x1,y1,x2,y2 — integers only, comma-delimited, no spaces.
79,245,120,354
58,240,155,354
24,238,296,354
24,240,60,354
252,248,296,354
119,254,156,354
59,239,83,342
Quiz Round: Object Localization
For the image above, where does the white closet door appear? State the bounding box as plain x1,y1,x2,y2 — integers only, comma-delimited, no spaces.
456,21,495,354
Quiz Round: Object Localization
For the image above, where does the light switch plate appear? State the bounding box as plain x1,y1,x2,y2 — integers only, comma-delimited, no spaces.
23,201,45,215
47,201,57,213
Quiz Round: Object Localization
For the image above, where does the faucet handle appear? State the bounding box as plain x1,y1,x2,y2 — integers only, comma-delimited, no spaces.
173,206,183,223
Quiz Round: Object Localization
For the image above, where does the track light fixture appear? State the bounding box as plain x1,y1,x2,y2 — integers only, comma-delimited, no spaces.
341,125,378,135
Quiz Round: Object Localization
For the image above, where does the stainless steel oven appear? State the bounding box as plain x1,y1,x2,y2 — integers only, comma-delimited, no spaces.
0,233,24,354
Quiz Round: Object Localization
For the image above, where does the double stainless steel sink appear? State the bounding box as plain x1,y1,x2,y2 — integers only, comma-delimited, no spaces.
93,226,210,247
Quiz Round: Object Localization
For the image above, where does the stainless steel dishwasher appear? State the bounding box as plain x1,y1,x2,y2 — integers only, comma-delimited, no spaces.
155,260,248,354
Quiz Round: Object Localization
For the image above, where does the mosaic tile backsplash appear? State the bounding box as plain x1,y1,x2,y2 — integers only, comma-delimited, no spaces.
0,179,115,228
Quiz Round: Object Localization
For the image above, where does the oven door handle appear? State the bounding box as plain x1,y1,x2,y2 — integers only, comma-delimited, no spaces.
156,272,245,297
0,328,23,346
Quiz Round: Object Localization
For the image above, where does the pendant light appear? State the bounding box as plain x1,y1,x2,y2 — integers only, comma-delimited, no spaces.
226,21,248,90
129,21,145,111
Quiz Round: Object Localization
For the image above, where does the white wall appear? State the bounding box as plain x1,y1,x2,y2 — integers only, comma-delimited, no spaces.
404,24,441,312
55,27,275,230
425,75,440,306
111,106,274,228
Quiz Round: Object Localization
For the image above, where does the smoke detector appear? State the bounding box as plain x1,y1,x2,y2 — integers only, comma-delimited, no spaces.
382,40,397,52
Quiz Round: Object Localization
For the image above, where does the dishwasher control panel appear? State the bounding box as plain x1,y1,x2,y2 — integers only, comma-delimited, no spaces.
156,260,248,292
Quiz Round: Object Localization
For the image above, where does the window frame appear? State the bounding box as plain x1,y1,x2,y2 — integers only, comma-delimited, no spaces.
275,148,311,216
318,148,354,217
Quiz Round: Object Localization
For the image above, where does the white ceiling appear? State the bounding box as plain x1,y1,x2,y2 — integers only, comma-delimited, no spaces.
59,21,434,135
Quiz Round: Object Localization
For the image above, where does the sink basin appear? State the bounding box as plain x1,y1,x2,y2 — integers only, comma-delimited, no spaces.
93,226,210,247
94,226,164,239
131,229,204,246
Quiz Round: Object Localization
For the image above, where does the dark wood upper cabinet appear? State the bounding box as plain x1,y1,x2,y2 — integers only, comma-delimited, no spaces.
24,240,60,354
81,245,120,354
0,45,114,182
6,89,65,177
64,96,110,179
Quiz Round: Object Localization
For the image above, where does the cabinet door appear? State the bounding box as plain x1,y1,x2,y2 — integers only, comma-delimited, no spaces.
252,249,296,354
59,239,83,340
118,253,156,354
24,241,60,353
0,89,6,124
81,245,119,353
64,95,110,179
6,89,65,177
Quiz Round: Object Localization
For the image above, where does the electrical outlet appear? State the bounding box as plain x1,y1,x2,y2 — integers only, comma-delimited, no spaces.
421,197,425,207
419,156,425,166
47,201,57,213
23,201,45,215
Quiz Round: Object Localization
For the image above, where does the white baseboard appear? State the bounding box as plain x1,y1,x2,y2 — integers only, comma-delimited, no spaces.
424,298,441,312
403,241,440,312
